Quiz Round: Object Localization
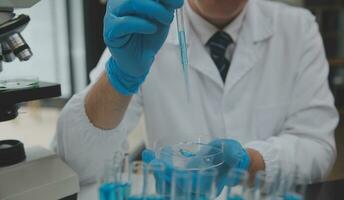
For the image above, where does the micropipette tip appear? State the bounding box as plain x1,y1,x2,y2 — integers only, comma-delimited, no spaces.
176,8,191,102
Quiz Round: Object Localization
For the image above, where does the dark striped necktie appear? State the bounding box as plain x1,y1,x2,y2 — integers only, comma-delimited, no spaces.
207,31,233,82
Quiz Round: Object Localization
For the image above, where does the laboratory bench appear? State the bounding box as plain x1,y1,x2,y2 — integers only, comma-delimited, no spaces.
78,179,344,200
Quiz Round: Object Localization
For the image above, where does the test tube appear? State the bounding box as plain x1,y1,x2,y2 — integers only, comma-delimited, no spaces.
283,170,308,200
171,169,193,200
98,152,130,200
128,161,145,200
194,169,218,200
226,169,249,200
99,159,116,200
253,170,280,200
144,162,167,199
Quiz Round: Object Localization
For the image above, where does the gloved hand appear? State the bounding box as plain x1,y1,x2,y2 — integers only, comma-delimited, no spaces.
104,0,183,95
142,139,251,197
208,139,250,193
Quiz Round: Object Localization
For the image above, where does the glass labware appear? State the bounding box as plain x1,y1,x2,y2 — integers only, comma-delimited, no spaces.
170,169,193,200
153,136,223,200
226,168,249,200
127,161,167,200
253,171,280,200
143,162,167,200
98,152,130,200
193,168,218,200
275,163,309,200
283,172,308,200
175,6,190,99
170,168,218,200
128,161,145,200
157,141,224,171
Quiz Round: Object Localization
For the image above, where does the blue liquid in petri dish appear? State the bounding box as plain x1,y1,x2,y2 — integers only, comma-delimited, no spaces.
99,182,130,200
128,195,165,200
227,195,244,200
284,193,303,200
179,149,196,158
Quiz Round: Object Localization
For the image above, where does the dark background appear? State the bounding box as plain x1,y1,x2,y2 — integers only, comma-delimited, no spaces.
83,0,106,83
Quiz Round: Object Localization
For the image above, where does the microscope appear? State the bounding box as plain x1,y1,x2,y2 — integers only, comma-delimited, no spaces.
0,1,79,199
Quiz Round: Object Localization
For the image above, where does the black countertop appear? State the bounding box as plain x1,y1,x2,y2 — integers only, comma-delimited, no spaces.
306,179,344,200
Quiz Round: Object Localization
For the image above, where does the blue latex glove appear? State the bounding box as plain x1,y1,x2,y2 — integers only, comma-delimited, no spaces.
142,139,250,197
103,0,183,95
208,139,250,192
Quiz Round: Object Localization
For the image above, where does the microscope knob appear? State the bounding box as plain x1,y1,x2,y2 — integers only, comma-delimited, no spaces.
0,140,26,167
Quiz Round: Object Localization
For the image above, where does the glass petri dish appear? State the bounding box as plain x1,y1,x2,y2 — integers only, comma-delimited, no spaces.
0,76,39,91
157,142,224,171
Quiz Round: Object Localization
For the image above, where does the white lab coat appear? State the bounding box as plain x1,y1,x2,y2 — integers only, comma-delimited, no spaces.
54,0,338,185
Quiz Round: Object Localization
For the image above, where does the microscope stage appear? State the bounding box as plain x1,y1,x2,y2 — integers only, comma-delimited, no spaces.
0,81,61,105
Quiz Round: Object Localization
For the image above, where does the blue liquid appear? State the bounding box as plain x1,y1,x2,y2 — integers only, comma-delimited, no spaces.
227,195,244,200
177,31,190,99
178,31,188,68
179,149,196,158
99,183,130,200
284,193,303,200
192,195,210,200
128,195,164,200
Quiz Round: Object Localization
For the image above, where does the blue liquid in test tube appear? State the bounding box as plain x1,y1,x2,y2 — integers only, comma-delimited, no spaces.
195,195,211,200
227,195,244,200
284,193,303,200
128,195,164,200
99,183,130,200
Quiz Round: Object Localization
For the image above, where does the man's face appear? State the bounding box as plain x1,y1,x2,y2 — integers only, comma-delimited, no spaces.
188,0,247,27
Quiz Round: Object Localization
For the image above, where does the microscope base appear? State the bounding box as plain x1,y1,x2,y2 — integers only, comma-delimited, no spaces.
0,146,79,200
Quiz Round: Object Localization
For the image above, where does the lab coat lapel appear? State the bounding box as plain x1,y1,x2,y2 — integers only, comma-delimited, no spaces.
164,0,274,90
188,26,224,88
164,11,224,89
224,0,274,94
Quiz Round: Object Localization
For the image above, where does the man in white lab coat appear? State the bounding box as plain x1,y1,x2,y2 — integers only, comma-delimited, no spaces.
54,0,339,188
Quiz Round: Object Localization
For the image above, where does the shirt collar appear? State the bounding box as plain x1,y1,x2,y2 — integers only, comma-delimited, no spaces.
186,1,247,45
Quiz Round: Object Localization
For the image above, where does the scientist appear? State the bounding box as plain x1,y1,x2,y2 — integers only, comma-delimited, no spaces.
53,0,339,188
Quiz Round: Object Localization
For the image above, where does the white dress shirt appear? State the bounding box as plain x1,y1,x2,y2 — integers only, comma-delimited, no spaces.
186,1,247,61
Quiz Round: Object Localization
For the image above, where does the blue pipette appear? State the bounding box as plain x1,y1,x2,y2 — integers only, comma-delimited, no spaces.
176,8,190,99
